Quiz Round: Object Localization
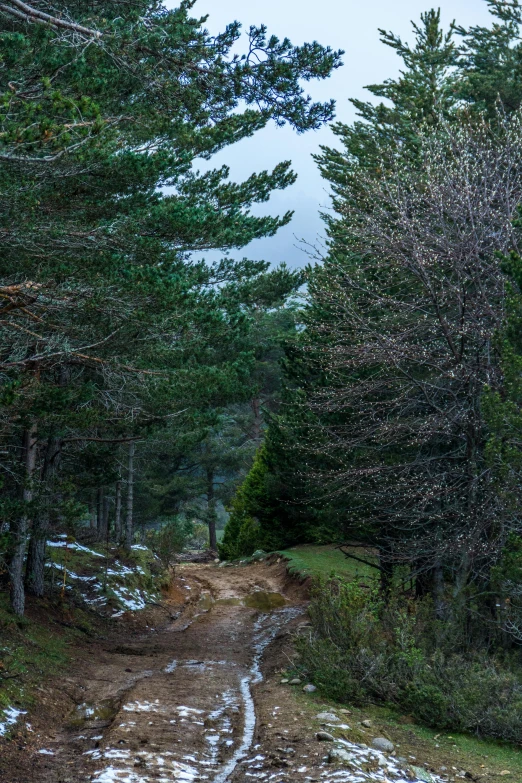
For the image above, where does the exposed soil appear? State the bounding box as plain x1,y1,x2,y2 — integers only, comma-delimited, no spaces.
0,561,510,783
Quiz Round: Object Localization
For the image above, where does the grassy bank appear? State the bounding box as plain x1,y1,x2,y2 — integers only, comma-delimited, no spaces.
277,543,376,582
0,589,96,736
45,537,162,615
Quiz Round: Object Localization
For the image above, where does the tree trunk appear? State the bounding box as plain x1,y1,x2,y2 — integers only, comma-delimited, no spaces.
415,566,433,599
90,489,98,530
25,511,48,599
26,437,62,598
207,468,217,551
251,397,262,442
98,489,109,541
379,551,393,596
114,480,122,542
9,424,38,616
97,487,104,540
125,442,135,549
453,552,470,606
433,560,445,619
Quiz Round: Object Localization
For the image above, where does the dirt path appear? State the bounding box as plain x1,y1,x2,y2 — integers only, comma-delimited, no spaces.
20,562,446,783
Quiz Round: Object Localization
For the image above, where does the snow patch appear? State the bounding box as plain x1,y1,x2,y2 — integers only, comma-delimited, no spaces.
0,707,27,736
46,539,104,557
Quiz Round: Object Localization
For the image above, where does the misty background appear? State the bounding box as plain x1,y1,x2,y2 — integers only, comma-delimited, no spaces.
166,1,493,267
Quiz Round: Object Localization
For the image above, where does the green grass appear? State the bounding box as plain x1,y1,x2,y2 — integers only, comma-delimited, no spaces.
277,543,376,582
0,592,83,719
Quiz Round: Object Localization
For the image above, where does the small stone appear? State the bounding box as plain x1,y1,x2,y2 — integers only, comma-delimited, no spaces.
280,679,289,684
397,757,408,764
499,772,511,777
214,558,220,564
339,709,351,715
371,737,394,753
303,684,317,693
361,719,372,728
316,731,334,742
328,747,355,765
411,767,434,783
289,678,302,685
316,712,340,723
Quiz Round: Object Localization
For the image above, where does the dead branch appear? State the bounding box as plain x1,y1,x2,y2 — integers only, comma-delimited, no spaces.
0,1,101,38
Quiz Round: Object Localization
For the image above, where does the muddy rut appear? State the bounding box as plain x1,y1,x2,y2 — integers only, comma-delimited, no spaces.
27,562,444,783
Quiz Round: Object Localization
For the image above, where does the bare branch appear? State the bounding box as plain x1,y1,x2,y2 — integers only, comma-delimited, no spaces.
0,1,101,38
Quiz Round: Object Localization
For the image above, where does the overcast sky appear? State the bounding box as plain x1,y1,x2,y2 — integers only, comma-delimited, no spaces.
166,0,493,267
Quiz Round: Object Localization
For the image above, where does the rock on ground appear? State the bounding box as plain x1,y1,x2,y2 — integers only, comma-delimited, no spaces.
316,712,340,722
328,747,355,765
371,737,395,753
316,731,335,742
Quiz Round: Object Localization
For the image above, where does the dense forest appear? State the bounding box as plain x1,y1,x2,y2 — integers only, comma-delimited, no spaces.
4,0,522,769
0,0,340,615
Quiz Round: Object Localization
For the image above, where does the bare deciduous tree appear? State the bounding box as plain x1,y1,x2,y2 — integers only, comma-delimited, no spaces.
304,116,522,599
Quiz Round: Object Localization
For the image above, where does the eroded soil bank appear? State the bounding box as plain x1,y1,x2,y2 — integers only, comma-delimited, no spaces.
0,561,512,783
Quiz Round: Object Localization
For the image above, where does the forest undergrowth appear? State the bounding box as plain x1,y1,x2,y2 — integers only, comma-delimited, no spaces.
298,579,522,745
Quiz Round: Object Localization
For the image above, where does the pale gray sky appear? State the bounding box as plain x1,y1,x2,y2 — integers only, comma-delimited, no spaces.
166,1,493,266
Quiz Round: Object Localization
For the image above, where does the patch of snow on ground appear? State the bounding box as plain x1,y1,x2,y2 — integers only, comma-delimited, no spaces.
91,754,199,783
110,586,148,611
123,701,163,714
47,539,104,557
44,562,98,582
0,707,27,736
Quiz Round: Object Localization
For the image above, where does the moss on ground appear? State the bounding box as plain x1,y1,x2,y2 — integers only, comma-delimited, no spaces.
278,543,376,582
0,591,92,722
46,538,162,613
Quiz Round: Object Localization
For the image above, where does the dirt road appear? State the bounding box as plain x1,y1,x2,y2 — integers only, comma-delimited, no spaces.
21,561,444,783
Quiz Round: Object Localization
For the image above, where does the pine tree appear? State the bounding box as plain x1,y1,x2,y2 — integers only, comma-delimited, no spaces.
456,0,522,115
0,1,342,614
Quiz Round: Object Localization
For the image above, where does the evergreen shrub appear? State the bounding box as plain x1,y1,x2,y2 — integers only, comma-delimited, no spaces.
219,446,270,559
298,580,522,744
